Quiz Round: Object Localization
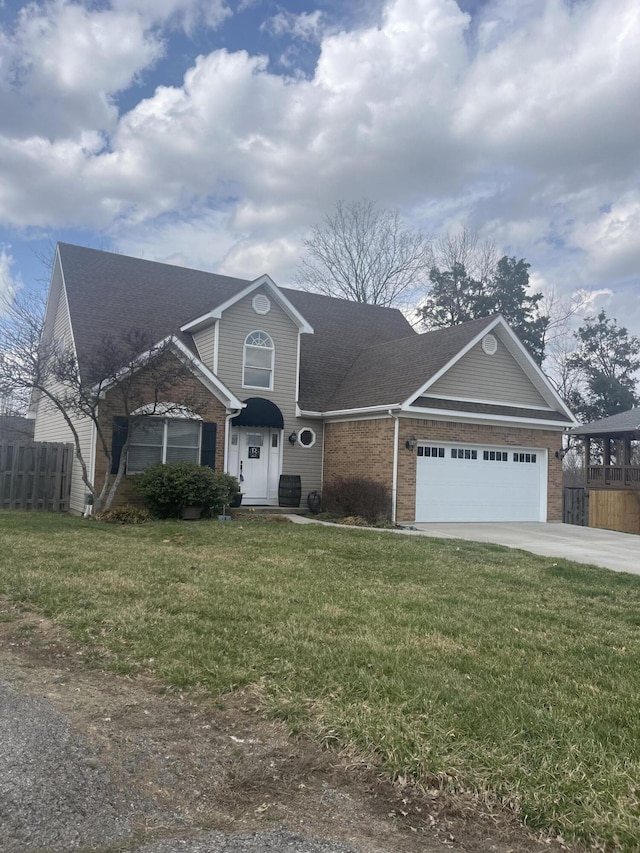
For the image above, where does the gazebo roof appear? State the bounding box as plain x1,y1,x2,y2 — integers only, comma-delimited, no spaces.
569,407,640,437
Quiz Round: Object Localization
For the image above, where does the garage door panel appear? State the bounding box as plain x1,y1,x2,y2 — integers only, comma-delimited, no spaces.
415,442,545,522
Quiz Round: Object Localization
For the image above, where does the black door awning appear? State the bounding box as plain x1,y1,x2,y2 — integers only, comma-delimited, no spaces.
232,397,284,429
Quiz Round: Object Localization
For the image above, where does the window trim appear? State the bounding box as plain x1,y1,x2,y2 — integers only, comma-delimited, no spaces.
243,330,274,391
297,427,316,449
127,417,202,474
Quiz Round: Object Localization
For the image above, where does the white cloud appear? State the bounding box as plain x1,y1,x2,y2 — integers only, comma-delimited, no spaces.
454,0,640,181
113,209,239,272
568,193,640,281
0,247,22,309
218,236,300,282
0,0,638,335
0,0,164,137
263,10,325,42
111,0,231,32
89,0,472,223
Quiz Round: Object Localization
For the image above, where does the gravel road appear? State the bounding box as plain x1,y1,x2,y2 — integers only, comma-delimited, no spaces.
0,678,373,853
0,680,134,852
134,829,367,852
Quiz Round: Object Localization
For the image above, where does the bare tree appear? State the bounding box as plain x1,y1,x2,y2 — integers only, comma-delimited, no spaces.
296,198,432,307
0,289,208,513
429,228,497,286
542,290,613,414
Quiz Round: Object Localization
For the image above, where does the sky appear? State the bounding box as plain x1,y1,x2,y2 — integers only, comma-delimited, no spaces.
0,0,639,340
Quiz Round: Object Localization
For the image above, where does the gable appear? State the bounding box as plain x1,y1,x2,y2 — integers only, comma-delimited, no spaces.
181,274,313,335
216,284,299,403
425,327,549,409
318,315,496,413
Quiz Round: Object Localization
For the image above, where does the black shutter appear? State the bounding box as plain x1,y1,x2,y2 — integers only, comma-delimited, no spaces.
111,416,129,475
200,422,217,469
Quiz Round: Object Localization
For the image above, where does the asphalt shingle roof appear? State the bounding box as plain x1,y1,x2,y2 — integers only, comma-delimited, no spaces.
280,288,415,410
325,315,498,410
59,243,248,382
58,244,415,407
569,408,640,436
57,244,563,417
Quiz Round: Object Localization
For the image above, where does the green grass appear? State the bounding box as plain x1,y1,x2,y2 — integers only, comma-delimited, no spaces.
1,512,639,849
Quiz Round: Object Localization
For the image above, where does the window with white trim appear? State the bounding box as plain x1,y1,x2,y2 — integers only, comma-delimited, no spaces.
127,418,201,473
243,331,274,389
298,428,316,448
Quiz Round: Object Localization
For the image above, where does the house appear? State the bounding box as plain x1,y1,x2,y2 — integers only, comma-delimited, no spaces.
569,408,640,534
33,243,575,523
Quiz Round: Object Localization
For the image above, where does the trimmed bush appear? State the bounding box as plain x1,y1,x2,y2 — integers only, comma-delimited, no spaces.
321,477,391,523
98,505,151,525
133,463,239,518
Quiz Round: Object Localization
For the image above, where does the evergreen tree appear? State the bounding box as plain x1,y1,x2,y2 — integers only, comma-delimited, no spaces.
567,311,640,422
418,255,549,364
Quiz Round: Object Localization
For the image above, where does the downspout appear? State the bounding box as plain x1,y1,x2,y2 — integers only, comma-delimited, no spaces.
224,408,242,472
388,408,400,525
85,404,99,517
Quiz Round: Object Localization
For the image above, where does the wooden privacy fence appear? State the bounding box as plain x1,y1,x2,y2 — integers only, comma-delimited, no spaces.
589,489,640,535
562,486,589,526
0,440,73,511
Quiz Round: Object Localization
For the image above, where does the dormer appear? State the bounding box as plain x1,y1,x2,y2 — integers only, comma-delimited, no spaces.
180,274,313,400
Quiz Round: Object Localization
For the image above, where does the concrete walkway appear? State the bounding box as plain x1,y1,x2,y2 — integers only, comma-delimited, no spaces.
288,516,639,575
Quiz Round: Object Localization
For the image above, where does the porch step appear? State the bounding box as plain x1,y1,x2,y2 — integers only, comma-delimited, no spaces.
231,505,308,516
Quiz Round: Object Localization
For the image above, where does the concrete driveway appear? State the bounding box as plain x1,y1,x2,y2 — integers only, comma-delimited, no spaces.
408,522,640,575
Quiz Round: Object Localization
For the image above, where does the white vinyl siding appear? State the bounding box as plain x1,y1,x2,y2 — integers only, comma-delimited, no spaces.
428,335,549,408
192,326,216,371
32,276,93,514
216,285,322,498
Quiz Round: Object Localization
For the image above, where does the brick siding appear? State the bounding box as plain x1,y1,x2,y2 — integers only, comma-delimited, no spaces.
94,355,228,510
323,416,563,523
323,419,395,488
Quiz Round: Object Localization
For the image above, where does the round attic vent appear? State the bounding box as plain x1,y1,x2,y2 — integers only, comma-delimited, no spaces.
482,334,498,355
252,294,271,315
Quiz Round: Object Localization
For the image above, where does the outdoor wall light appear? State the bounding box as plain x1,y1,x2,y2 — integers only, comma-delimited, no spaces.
288,431,298,445
405,435,417,452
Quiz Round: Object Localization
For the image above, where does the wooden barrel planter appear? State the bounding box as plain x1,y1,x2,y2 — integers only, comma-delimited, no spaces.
279,474,301,507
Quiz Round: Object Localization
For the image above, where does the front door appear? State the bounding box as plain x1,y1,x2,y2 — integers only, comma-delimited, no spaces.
229,428,281,504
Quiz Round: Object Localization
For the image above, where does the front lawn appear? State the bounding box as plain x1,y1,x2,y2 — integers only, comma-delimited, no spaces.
1,512,639,849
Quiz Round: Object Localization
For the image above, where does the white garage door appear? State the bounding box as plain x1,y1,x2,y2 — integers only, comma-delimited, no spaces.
415,442,546,522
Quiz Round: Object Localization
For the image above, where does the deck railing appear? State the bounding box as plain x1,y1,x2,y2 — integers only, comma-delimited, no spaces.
587,465,640,489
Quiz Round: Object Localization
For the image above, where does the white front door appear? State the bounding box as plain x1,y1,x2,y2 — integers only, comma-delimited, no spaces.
228,428,282,504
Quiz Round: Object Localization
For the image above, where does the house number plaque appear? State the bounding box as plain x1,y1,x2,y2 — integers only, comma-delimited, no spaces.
248,447,261,459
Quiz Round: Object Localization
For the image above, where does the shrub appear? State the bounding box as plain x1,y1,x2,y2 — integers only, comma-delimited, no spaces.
321,477,391,523
132,463,239,518
98,504,151,525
